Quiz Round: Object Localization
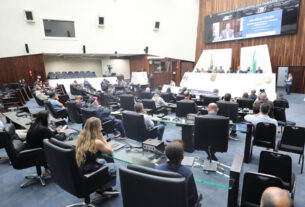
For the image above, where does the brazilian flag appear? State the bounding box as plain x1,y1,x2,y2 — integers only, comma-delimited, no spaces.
252,51,256,73
210,54,213,69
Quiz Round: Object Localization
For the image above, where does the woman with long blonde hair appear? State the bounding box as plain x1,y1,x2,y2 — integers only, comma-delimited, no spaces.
76,117,118,195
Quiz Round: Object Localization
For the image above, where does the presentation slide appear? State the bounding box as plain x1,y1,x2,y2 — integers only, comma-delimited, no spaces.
242,10,282,38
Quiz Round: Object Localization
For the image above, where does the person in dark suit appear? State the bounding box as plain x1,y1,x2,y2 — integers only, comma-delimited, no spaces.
274,92,289,108
256,67,263,73
156,140,200,207
220,22,234,39
26,111,65,148
89,100,126,137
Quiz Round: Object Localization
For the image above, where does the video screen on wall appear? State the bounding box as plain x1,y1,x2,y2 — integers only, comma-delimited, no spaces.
204,0,300,44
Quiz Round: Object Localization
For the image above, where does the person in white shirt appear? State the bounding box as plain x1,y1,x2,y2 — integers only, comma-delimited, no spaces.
152,92,167,108
169,80,176,87
35,86,49,101
0,113,7,130
244,103,278,132
134,103,165,140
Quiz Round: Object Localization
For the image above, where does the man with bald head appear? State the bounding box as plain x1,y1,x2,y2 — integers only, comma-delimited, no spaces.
260,187,292,207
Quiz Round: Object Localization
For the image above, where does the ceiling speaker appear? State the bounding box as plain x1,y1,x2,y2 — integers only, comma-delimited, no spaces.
154,21,160,30
25,10,34,23
98,16,104,27
25,44,29,53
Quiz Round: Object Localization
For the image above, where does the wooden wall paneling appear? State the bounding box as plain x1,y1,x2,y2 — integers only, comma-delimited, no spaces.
0,54,46,87
180,61,194,82
129,55,149,77
289,66,305,93
196,0,305,75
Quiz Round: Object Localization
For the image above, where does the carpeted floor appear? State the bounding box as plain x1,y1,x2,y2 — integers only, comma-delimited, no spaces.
0,89,304,207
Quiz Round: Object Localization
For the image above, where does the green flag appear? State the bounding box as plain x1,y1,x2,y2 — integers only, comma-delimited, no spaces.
210,54,213,69
252,51,256,73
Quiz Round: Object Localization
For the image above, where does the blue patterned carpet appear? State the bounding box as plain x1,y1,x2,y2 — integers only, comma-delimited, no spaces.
0,90,304,207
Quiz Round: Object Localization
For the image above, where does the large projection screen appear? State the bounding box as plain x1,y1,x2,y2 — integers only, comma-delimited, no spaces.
204,0,300,44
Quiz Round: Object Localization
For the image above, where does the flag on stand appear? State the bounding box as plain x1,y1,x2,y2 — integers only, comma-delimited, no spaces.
210,54,213,69
252,51,256,73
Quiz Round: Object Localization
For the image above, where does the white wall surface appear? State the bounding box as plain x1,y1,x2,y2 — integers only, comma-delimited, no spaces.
44,56,103,76
110,59,130,79
0,0,199,61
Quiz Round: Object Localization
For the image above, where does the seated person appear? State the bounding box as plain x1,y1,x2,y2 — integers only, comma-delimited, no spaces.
42,81,52,89
179,87,187,95
260,187,292,207
26,110,65,148
182,91,198,112
169,80,176,87
101,80,108,92
235,66,242,73
246,67,251,73
71,80,78,87
274,92,289,108
48,92,66,112
249,89,257,100
75,117,119,196
106,89,119,104
256,67,263,74
156,140,199,207
166,87,176,102
218,66,225,73
134,103,165,141
152,91,167,108
75,95,85,113
83,79,91,87
35,86,49,101
0,113,7,131
78,84,89,101
213,88,219,96
245,103,278,132
253,93,274,117
89,100,126,137
242,92,249,99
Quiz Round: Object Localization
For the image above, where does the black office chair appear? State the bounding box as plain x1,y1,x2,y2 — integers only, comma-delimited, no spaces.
250,122,277,160
176,95,185,102
258,151,295,198
142,99,164,115
66,101,82,123
201,95,220,106
44,101,68,119
43,138,116,207
216,101,239,123
273,99,289,109
122,111,158,142
274,107,296,131
0,124,47,188
277,125,305,173
240,172,283,207
194,115,229,164
140,92,152,99
80,108,98,125
176,101,197,117
237,98,254,109
119,164,201,207
119,94,135,111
